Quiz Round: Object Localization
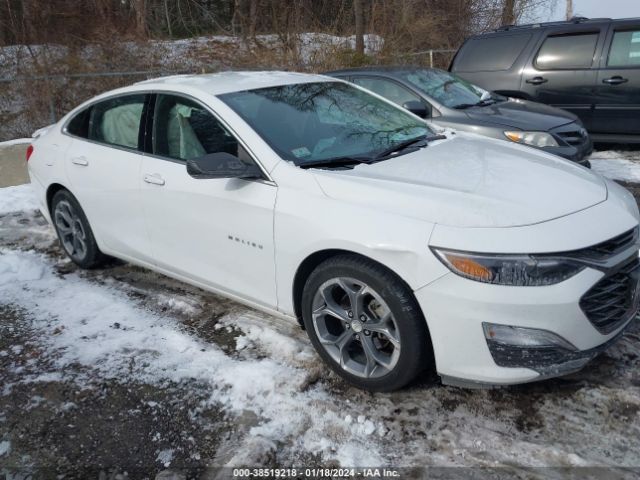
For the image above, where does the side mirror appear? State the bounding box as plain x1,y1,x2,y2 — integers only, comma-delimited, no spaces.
186,152,262,180
403,100,431,119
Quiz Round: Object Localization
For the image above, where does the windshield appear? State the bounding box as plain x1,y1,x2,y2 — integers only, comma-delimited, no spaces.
219,81,431,165
397,69,504,109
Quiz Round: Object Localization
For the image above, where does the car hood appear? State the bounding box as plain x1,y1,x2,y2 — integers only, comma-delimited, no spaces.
312,134,606,228
462,98,577,131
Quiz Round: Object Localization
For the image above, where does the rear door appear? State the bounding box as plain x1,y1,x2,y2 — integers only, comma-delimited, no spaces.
592,22,640,135
450,32,535,95
520,27,607,130
64,93,153,263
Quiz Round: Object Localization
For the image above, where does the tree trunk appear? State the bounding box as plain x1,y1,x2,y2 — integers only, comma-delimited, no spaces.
354,0,364,55
566,0,573,20
249,0,258,38
501,0,515,26
164,0,173,37
133,0,148,38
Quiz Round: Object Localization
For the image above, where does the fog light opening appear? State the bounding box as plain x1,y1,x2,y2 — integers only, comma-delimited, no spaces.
482,323,577,351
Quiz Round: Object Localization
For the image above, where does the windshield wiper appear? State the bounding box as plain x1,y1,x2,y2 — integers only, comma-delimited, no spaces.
452,98,499,109
296,155,372,169
373,134,448,161
373,135,429,160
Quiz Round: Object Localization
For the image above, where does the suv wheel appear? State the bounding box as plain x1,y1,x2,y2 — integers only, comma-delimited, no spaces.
51,189,106,269
301,255,432,391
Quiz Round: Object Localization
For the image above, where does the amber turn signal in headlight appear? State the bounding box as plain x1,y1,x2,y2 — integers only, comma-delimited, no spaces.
431,248,584,286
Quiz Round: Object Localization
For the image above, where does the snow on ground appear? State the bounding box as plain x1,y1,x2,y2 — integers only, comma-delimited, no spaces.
591,150,640,183
0,184,38,215
1,149,640,473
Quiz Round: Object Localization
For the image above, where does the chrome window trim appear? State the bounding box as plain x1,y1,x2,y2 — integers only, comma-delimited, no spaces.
61,89,276,185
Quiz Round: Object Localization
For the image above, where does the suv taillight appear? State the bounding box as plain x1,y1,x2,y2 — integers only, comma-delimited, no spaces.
26,145,34,162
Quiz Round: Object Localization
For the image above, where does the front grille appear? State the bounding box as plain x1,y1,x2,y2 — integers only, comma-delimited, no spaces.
576,227,638,260
552,123,590,147
557,130,587,146
580,257,640,334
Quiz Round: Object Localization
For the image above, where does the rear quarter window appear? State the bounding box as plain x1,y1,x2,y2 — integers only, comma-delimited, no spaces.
453,33,531,72
66,108,91,138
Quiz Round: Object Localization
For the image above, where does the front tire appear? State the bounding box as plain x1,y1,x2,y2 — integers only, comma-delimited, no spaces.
51,189,106,269
301,255,432,391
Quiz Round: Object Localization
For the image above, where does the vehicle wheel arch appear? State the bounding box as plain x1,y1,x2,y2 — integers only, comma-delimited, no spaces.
46,182,71,215
292,249,427,331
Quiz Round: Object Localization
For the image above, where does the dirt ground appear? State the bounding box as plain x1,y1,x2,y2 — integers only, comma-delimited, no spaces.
1,150,640,479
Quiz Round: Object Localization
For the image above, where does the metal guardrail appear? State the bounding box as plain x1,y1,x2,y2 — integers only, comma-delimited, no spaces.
403,49,457,68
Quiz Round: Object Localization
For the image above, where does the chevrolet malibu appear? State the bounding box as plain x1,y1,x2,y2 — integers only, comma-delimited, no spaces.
27,72,640,391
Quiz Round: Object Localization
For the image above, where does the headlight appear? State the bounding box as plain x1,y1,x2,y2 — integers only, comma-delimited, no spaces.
431,248,584,286
504,131,559,148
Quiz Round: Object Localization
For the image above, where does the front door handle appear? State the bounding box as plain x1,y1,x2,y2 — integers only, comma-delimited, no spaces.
71,156,88,166
526,76,548,85
143,173,165,186
603,76,628,85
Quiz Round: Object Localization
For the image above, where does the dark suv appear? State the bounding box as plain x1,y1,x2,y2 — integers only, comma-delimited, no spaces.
450,17,640,143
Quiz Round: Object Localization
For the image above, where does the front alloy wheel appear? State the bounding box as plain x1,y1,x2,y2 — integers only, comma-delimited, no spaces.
312,277,401,379
302,255,432,391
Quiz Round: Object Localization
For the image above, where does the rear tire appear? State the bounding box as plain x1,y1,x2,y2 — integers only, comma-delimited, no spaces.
301,254,433,391
51,189,107,269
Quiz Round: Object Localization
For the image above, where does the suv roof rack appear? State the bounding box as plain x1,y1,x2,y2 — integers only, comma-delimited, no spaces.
492,17,611,32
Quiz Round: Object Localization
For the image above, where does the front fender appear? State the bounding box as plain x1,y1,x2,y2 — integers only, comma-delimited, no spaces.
274,188,449,316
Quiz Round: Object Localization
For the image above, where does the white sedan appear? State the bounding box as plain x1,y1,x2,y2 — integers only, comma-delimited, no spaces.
27,72,640,391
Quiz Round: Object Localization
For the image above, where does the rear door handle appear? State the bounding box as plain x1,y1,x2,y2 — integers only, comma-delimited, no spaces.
143,173,165,186
71,156,88,166
603,76,628,85
526,76,548,85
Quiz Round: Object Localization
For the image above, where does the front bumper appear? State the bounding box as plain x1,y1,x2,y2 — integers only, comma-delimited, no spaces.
416,231,640,387
485,316,634,378
542,123,593,166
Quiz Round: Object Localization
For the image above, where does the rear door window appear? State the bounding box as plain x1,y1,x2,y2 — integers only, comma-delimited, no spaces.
351,77,421,106
88,94,147,149
607,29,640,67
453,34,531,72
535,33,599,70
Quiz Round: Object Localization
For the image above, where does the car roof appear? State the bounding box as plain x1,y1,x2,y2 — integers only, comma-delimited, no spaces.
478,16,640,36
134,71,333,96
326,66,438,76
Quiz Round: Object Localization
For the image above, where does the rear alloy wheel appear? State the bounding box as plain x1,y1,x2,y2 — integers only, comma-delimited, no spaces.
302,255,432,391
51,190,106,269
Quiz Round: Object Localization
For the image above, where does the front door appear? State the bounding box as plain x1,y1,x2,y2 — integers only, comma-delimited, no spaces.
520,30,603,130
141,93,278,308
593,25,640,135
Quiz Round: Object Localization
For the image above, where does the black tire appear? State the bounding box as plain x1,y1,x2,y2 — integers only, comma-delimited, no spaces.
50,189,107,269
301,254,433,392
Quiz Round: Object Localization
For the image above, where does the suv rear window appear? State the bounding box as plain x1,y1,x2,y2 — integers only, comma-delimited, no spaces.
535,33,598,70
453,34,531,72
608,29,640,67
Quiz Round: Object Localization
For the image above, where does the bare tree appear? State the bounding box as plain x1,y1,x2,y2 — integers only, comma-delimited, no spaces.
501,0,516,26
354,0,364,55
133,0,148,37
